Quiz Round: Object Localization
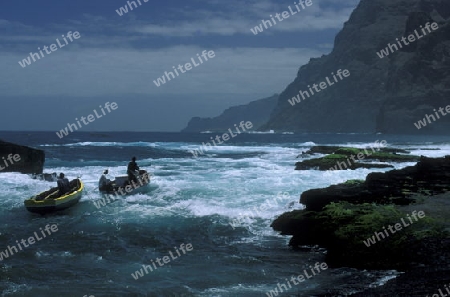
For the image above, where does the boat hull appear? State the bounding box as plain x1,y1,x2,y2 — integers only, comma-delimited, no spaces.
100,171,150,196
24,179,84,214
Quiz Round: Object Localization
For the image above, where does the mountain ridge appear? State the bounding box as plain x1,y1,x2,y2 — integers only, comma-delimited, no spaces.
181,94,278,132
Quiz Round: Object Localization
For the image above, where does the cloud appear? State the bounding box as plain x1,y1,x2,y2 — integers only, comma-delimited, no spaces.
0,0,358,43
0,0,361,131
0,0,358,98
1,46,325,97
133,0,358,36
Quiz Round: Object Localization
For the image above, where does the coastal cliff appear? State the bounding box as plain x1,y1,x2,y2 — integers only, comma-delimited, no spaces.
181,0,450,134
259,0,450,134
181,94,278,132
0,140,45,174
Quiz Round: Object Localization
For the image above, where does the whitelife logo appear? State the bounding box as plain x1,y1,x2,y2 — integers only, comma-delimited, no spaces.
230,192,290,229
18,31,81,68
0,154,21,172
328,140,387,170
362,210,426,247
250,0,313,35
93,173,150,209
414,105,450,130
56,102,118,139
131,243,193,280
153,50,216,87
426,283,450,297
376,22,439,59
115,0,149,16
0,224,58,261
189,121,253,157
265,262,328,296
288,69,350,106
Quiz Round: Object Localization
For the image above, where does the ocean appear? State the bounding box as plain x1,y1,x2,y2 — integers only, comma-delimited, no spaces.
0,131,449,297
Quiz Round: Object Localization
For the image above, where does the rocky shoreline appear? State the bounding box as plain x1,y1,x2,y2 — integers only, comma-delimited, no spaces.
272,153,450,295
295,145,418,171
0,140,45,174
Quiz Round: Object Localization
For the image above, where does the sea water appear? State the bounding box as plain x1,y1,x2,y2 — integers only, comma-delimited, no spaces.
0,132,448,297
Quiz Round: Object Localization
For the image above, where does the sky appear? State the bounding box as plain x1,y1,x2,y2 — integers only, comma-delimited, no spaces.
0,0,360,132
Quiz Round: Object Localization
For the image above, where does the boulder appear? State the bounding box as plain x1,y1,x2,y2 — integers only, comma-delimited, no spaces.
300,156,450,210
0,140,45,174
272,156,450,270
295,146,417,170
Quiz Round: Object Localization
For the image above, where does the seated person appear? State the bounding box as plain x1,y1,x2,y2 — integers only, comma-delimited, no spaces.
57,173,70,197
98,169,114,191
127,157,140,183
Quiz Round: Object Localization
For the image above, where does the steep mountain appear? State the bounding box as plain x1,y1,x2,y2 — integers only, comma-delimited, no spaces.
261,0,450,134
181,94,278,132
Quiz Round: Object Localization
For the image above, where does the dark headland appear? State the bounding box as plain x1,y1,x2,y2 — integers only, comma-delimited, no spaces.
0,140,44,174
182,0,450,135
182,94,278,132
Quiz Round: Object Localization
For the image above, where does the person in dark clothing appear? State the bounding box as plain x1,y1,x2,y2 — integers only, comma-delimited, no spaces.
57,173,70,196
127,157,140,183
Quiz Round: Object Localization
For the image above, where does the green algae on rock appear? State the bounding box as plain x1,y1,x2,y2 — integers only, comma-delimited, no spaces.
273,156,450,270
272,201,448,269
295,146,418,170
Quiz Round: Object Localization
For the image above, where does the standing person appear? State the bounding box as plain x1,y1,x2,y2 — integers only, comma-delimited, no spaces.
57,173,70,197
127,157,140,183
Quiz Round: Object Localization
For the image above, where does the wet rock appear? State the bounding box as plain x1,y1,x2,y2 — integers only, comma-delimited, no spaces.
0,140,45,174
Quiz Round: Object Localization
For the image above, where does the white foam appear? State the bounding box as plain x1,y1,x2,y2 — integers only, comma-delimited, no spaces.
1,141,446,239
40,141,158,147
